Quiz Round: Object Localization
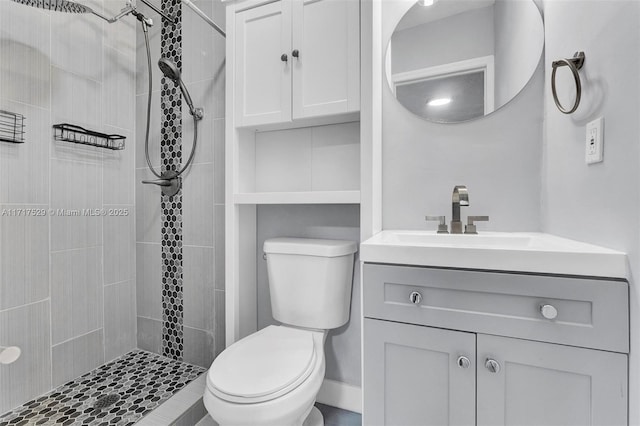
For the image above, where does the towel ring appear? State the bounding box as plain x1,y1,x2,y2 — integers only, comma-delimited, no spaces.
551,51,585,114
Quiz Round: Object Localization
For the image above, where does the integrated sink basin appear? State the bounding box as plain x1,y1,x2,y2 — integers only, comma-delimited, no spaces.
383,231,534,248
360,231,627,278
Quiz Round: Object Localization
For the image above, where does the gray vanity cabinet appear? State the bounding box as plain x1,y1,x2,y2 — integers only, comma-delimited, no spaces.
362,263,629,426
363,318,476,426
477,334,627,426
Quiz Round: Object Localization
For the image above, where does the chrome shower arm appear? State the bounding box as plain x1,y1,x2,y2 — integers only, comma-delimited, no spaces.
81,3,145,25
78,4,129,23
182,0,225,37
108,5,139,22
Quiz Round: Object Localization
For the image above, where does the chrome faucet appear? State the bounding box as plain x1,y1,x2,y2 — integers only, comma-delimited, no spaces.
451,185,469,234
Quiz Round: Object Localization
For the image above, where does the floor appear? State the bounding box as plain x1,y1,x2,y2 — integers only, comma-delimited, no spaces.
316,404,362,426
0,350,205,426
195,403,362,426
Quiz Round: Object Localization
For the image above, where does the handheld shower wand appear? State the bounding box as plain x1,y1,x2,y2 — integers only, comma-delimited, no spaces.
141,57,205,196
158,58,204,120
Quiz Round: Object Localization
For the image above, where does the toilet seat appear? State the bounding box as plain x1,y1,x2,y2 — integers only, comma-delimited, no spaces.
207,326,318,404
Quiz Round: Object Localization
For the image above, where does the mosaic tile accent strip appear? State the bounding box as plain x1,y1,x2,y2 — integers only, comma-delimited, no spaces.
0,350,205,426
160,0,184,360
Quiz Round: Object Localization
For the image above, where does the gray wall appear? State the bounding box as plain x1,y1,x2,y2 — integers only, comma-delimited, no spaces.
540,1,640,423
256,205,361,387
0,0,136,413
135,0,226,368
382,0,544,232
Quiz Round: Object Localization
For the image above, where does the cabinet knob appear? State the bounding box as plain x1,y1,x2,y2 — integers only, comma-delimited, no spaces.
281,54,288,62
409,291,422,305
540,304,558,320
457,356,470,369
485,358,501,373
292,49,300,58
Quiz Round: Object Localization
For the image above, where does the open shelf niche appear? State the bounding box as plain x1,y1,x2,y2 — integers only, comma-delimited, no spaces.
227,120,362,344
234,121,361,204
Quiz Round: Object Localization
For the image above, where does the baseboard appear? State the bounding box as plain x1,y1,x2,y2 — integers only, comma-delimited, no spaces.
316,379,362,414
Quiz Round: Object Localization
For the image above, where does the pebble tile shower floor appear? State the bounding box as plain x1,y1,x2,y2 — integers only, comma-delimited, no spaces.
0,350,206,425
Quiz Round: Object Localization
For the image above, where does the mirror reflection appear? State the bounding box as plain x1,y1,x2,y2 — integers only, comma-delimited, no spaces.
386,0,544,123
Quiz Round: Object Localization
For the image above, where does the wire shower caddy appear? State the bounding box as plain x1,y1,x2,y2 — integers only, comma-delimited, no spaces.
0,110,26,144
53,124,126,150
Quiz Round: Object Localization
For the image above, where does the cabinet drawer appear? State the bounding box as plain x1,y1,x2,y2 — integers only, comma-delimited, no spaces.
363,264,629,353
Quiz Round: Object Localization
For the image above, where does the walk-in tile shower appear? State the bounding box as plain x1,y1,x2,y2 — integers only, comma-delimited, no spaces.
0,0,225,421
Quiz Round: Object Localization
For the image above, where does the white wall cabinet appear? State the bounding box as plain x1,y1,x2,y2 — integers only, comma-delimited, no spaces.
234,1,292,126
235,0,360,128
363,264,629,426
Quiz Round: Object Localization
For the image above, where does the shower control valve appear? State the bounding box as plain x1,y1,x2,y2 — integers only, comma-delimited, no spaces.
142,171,181,197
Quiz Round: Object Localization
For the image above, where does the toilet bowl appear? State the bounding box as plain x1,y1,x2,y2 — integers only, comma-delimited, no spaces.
204,325,326,426
204,238,357,426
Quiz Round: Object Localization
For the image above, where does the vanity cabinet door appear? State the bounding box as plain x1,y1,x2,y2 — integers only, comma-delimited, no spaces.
291,0,360,119
363,318,476,426
235,1,292,127
477,334,628,426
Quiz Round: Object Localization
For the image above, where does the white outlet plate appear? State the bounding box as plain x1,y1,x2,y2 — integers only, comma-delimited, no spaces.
585,117,604,164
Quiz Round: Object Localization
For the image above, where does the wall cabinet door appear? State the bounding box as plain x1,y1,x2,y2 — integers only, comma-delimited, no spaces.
292,0,360,119
235,1,292,127
363,318,476,426
235,0,360,127
477,334,628,426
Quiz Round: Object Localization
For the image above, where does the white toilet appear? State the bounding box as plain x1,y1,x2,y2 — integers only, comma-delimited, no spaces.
203,237,358,426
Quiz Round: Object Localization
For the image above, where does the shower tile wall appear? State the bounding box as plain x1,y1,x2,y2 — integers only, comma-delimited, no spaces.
159,0,184,361
135,0,225,368
0,0,137,414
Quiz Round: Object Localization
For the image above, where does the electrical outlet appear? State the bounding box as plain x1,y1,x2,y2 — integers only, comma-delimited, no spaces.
585,117,604,164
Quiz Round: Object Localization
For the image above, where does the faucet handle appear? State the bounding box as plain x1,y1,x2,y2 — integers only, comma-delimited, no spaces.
465,216,489,234
425,215,449,234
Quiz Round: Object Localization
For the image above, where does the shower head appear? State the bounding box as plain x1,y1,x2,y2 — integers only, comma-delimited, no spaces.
9,0,141,23
158,58,203,120
10,0,90,13
158,57,182,83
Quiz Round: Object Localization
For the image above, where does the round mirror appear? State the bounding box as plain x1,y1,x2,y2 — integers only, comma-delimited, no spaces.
386,0,544,123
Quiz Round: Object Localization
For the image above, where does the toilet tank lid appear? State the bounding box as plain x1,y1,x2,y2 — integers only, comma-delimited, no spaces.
264,238,357,257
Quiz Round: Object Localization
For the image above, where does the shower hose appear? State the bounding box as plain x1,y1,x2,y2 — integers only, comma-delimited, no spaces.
141,21,200,180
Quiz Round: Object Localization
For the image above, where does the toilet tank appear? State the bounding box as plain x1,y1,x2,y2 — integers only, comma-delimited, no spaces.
263,238,357,330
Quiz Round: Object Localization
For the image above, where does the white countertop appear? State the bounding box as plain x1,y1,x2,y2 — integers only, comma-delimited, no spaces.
360,231,628,279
